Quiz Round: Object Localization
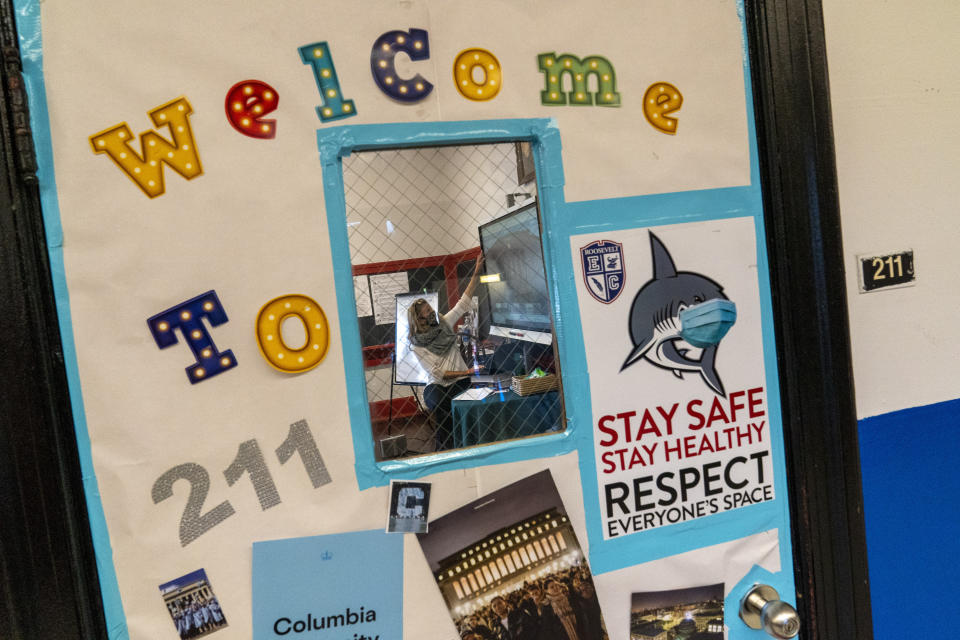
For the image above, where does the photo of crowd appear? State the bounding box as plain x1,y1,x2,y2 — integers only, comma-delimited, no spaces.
158,568,229,638
457,564,606,640
417,470,608,640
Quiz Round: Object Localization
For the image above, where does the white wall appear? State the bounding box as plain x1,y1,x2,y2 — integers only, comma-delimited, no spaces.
823,0,960,419
344,143,529,264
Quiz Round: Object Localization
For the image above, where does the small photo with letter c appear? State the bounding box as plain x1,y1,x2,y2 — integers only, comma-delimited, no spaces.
387,480,432,534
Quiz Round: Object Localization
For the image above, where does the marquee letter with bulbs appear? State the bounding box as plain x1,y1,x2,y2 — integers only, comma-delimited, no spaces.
643,82,683,134
148,290,237,384
298,41,357,122
89,96,203,199
453,48,502,101
255,294,330,373
537,53,621,106
225,80,280,139
370,28,433,102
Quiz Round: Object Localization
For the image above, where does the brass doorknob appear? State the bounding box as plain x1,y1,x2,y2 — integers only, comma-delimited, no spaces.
739,584,801,639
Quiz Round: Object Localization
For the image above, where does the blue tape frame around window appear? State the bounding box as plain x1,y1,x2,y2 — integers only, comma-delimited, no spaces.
317,119,589,490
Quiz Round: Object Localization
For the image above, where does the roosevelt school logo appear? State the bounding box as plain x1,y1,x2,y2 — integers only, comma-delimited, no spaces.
620,232,737,396
580,240,625,304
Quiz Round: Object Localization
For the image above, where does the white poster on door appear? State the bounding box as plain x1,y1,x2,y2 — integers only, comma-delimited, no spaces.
572,217,775,540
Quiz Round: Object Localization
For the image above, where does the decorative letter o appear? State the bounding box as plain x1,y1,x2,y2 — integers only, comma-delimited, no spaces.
453,48,502,101
256,294,329,373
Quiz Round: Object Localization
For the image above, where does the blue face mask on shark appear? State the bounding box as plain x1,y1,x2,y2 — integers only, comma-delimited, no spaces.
679,299,737,348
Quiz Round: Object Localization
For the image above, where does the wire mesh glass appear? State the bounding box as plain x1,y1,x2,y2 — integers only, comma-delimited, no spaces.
342,143,564,460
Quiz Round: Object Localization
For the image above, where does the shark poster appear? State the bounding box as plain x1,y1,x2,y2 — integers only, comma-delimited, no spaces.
571,217,776,540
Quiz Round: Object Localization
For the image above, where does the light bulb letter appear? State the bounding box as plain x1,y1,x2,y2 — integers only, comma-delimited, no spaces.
370,28,433,102
298,42,357,122
537,53,620,107
147,290,237,384
89,96,203,198
225,80,280,139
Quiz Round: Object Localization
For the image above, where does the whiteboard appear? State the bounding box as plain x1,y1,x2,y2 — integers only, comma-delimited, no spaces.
394,292,439,385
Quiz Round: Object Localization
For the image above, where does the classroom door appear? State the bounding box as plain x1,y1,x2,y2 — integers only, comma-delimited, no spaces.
0,0,871,639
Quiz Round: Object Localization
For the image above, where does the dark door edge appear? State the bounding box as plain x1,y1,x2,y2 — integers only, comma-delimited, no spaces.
746,1,873,638
0,1,109,638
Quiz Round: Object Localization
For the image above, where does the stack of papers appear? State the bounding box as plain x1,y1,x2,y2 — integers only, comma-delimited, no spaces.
453,388,494,401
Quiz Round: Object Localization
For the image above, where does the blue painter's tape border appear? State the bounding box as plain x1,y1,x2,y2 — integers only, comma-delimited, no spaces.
737,0,797,590
578,0,795,581
564,194,794,576
315,0,796,593
579,0,794,586
318,118,586,490
727,563,798,640
559,195,783,570
16,0,793,630
12,0,129,637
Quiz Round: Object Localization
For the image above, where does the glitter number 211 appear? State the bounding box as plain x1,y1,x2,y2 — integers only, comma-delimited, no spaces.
151,419,331,546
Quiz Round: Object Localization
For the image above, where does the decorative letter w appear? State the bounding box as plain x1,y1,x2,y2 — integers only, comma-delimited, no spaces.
89,96,203,199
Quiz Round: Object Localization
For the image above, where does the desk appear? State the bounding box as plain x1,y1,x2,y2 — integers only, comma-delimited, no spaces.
451,390,561,449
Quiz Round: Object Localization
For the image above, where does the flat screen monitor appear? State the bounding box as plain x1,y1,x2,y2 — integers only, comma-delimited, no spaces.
478,199,552,345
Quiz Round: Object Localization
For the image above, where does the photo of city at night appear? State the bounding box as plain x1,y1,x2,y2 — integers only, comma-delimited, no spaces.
418,470,608,640
630,584,723,640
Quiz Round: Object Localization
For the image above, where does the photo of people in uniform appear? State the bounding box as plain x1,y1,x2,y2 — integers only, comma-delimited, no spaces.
158,568,228,638
417,470,608,640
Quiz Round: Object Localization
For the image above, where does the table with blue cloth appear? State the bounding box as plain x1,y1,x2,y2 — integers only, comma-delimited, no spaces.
451,389,561,449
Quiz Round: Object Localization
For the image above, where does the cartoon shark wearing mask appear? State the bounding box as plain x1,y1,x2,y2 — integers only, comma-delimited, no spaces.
620,232,737,396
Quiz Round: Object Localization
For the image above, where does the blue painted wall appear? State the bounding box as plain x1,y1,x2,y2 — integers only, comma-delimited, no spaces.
859,398,960,637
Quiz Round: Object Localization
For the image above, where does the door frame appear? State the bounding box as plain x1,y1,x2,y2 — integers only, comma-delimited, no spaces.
746,1,873,637
0,1,871,638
